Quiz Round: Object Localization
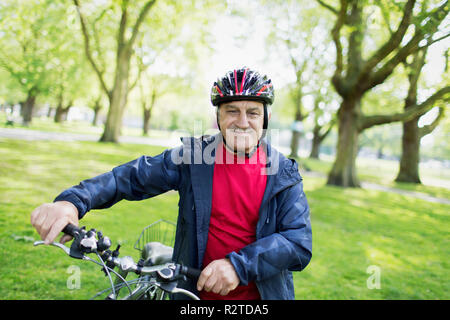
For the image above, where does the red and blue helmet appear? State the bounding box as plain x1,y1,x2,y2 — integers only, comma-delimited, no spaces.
211,67,274,106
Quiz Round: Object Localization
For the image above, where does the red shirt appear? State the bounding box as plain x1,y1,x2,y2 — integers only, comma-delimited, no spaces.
200,142,267,300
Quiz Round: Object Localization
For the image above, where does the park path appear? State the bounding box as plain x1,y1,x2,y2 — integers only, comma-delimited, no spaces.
300,171,450,205
0,127,179,147
1,127,449,205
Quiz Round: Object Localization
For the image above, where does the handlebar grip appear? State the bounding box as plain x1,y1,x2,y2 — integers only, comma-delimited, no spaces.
180,265,202,279
62,223,81,237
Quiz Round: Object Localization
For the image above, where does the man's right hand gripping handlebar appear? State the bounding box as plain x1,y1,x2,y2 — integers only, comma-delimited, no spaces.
30,201,79,245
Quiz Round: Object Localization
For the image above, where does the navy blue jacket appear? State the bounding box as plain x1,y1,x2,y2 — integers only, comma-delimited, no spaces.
54,134,312,299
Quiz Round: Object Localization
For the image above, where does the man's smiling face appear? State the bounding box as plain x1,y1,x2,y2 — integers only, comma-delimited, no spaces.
217,100,265,154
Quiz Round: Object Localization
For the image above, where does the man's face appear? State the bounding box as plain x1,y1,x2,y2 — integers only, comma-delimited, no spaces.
217,100,265,154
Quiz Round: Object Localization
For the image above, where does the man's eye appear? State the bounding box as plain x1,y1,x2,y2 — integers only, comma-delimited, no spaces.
228,110,239,114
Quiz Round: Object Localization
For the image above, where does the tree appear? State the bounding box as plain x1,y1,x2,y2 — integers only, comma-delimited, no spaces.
265,0,335,158
0,0,70,124
309,94,337,158
48,31,92,123
395,47,448,183
138,72,157,136
73,0,220,143
317,0,450,187
73,0,158,142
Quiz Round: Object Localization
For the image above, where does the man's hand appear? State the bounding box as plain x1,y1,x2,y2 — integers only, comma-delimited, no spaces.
196,258,240,296
30,201,79,244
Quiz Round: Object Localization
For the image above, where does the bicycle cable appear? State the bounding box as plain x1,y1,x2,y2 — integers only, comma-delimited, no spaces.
95,251,116,298
82,251,133,296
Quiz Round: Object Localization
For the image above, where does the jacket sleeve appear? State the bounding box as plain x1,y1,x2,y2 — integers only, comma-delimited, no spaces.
226,180,312,285
54,148,181,219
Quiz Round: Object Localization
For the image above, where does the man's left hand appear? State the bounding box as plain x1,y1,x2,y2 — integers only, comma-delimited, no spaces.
196,258,240,296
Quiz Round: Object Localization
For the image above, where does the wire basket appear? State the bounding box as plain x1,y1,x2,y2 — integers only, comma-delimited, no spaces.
134,219,176,252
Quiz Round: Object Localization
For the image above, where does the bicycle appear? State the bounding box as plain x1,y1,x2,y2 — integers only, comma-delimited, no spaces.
33,220,201,300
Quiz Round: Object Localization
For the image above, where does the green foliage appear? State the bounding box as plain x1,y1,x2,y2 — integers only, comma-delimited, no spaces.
0,0,72,97
0,0,97,113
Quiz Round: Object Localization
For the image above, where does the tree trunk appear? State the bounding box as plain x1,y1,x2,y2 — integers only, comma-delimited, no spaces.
100,50,130,143
395,48,426,184
327,97,361,187
21,92,37,125
92,99,102,126
289,106,304,158
289,130,301,158
92,106,100,126
54,98,72,123
395,117,421,183
377,148,384,159
54,106,70,123
309,132,321,159
143,107,151,136
142,88,156,136
310,121,334,159
47,107,53,118
54,106,65,123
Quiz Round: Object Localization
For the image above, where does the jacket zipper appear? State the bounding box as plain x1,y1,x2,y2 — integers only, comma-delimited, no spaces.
256,181,299,239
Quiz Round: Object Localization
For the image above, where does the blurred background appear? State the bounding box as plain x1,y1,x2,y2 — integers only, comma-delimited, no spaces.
0,0,448,300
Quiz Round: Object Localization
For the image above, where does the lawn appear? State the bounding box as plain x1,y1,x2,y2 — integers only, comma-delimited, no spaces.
0,138,448,299
300,156,450,200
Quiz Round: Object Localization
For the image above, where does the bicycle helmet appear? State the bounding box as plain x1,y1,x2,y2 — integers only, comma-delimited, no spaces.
211,67,274,106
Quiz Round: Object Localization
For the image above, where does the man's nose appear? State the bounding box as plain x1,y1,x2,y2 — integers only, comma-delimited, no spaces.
235,112,249,128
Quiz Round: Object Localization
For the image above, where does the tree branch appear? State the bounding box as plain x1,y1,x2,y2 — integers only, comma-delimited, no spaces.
364,1,449,92
91,7,109,74
379,1,394,35
330,0,348,95
359,86,450,130
361,0,416,76
129,54,146,92
117,0,128,53
315,0,338,15
346,1,364,81
72,0,110,99
418,32,450,50
0,54,19,81
127,0,157,50
419,106,446,137
318,117,336,142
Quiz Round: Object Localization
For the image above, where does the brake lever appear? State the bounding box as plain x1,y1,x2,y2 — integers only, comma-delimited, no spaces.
33,240,85,260
34,241,71,256
154,281,200,300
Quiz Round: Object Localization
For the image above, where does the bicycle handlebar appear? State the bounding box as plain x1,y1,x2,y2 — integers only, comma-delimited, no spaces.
62,223,81,237
180,265,202,279
58,223,202,280
34,222,202,300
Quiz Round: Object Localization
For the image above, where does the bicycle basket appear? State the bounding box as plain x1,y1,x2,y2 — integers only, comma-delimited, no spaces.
134,219,176,252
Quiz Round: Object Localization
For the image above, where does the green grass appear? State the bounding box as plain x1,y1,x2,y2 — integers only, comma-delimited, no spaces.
299,156,450,200
0,138,448,300
297,177,449,299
